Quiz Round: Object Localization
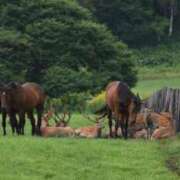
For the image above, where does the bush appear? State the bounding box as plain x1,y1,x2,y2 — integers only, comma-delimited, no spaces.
46,92,92,112
87,91,105,112
134,43,180,67
0,0,137,96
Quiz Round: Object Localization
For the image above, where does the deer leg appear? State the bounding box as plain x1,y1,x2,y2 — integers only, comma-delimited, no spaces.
27,111,36,136
108,110,113,138
2,111,7,136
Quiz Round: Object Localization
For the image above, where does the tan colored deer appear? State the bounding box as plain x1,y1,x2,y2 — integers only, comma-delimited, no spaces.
75,114,105,138
40,110,74,137
129,113,148,139
53,112,71,127
138,109,175,140
148,112,175,140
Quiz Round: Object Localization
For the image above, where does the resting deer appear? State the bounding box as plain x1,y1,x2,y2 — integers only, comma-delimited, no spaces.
53,112,71,127
128,113,148,139
40,110,74,137
140,109,175,140
75,114,105,138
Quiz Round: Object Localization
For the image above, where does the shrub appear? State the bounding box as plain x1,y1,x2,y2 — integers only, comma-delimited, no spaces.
87,91,105,112
45,92,92,112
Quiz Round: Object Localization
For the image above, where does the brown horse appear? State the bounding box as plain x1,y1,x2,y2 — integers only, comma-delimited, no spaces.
106,81,141,139
1,82,46,135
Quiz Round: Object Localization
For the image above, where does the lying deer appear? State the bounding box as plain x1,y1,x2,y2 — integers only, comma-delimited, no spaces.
40,110,74,137
75,114,105,138
53,112,71,127
138,109,175,140
128,113,148,139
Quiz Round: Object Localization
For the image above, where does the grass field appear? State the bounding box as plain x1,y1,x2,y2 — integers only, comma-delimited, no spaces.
0,114,179,180
1,66,180,180
133,65,180,98
134,77,180,98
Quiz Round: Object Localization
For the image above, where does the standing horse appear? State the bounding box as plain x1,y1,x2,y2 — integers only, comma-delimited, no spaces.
106,81,141,139
1,82,46,135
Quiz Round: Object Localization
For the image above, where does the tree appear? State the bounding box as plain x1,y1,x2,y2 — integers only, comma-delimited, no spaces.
155,0,178,37
79,0,169,46
0,0,137,97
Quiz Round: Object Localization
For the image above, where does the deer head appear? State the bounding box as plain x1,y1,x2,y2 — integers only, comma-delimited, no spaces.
82,113,105,129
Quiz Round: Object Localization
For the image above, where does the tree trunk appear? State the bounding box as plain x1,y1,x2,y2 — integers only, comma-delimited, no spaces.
169,1,175,37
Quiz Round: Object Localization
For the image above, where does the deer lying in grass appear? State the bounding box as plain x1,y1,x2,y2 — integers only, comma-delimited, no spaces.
75,114,105,138
147,111,175,140
132,109,175,140
40,110,74,137
129,113,148,139
53,112,71,127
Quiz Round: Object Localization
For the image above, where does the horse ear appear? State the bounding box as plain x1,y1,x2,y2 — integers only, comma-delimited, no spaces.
8,82,20,89
0,82,5,91
136,93,141,100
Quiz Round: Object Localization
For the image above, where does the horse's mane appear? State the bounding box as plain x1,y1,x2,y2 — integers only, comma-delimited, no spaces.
118,82,133,106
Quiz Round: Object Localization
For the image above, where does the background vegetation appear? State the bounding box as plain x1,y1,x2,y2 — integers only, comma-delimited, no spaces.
0,0,180,110
0,1,180,179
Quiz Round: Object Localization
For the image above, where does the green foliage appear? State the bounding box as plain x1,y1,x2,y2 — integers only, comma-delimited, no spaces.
43,66,93,97
134,42,180,67
47,92,92,112
79,0,169,47
0,0,137,97
87,91,105,112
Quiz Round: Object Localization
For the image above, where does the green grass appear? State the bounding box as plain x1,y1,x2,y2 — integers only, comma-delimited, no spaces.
0,137,179,180
133,64,180,98
159,136,180,176
1,64,180,179
133,77,180,99
0,114,179,180
137,64,180,81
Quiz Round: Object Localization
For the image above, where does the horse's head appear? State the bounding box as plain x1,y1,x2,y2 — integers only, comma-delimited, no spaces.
130,93,141,124
0,82,21,111
133,93,141,113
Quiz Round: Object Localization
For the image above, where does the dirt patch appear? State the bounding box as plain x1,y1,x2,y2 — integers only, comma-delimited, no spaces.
166,156,180,176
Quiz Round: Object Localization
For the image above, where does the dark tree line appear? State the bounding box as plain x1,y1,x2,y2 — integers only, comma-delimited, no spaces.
0,0,136,97
79,0,180,46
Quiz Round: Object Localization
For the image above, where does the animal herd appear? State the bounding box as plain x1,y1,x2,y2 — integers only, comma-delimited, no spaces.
0,81,176,140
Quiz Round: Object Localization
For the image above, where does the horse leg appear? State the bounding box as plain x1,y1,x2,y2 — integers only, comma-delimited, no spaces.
2,111,7,135
9,117,15,135
19,112,25,135
120,121,124,138
108,110,113,137
36,105,44,136
118,113,124,138
10,113,19,135
116,113,123,138
124,113,129,139
27,111,36,136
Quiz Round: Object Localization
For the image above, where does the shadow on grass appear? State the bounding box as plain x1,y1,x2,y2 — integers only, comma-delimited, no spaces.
166,156,180,176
